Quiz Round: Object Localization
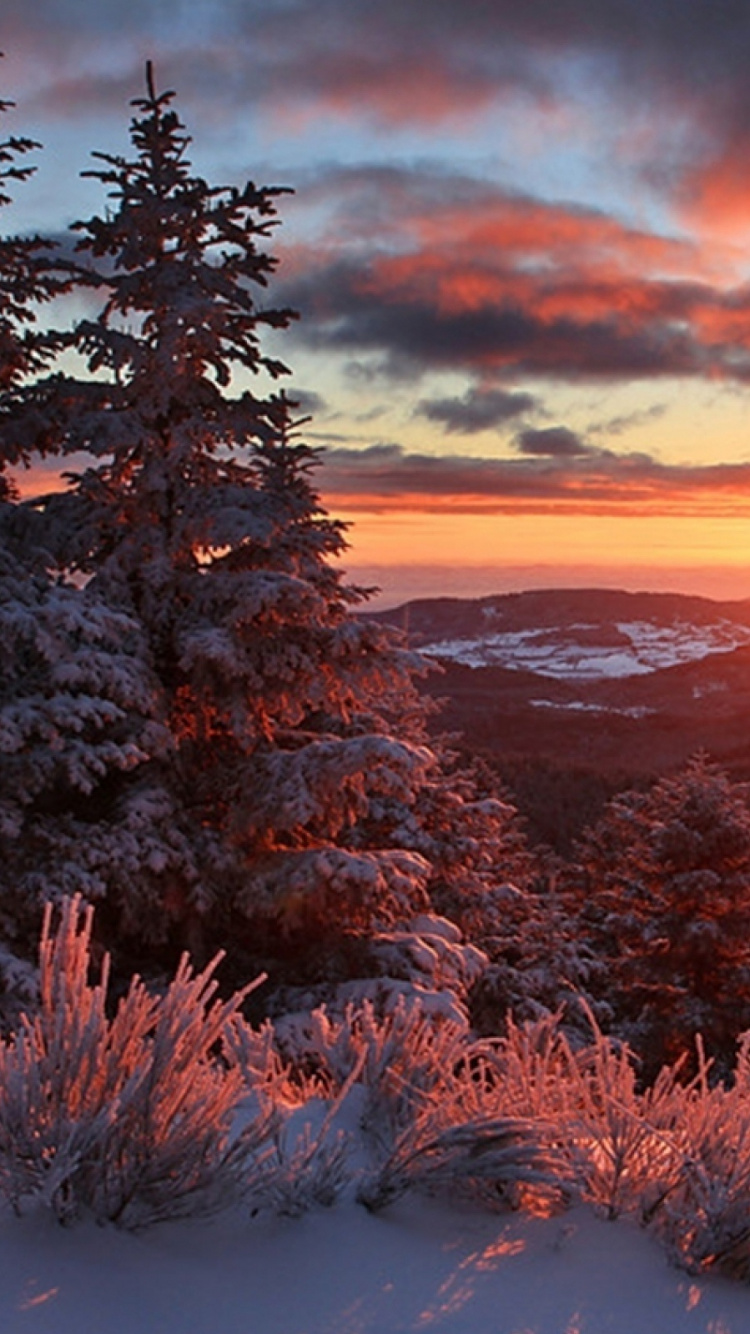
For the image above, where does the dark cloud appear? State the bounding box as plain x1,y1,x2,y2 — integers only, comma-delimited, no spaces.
5,0,750,140
7,1,750,157
6,0,750,244
318,441,750,514
242,0,750,205
281,254,750,385
288,387,328,417
282,162,699,269
416,385,538,433
514,426,590,458
1,2,547,123
6,1,750,533
275,165,750,385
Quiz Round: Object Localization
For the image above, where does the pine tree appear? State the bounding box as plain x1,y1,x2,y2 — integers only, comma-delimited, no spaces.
0,66,538,1017
0,86,168,1016
0,94,63,496
9,67,473,996
573,755,750,1073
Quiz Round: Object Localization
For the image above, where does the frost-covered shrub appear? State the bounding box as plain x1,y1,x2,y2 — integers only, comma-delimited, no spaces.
462,1010,750,1265
468,1011,577,1123
474,1010,692,1222
253,993,570,1214
249,1113,353,1218
241,1062,366,1219
15,904,750,1273
564,1048,683,1222
544,1017,685,1222
0,897,275,1227
647,1036,750,1279
270,995,471,1156
274,1000,750,1255
258,995,572,1213
357,1112,570,1213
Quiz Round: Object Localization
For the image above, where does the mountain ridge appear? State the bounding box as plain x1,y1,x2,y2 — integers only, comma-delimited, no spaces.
371,587,750,650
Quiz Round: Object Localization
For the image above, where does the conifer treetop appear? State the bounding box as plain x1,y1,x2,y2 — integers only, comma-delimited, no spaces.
71,61,297,397
0,66,70,487
0,55,41,206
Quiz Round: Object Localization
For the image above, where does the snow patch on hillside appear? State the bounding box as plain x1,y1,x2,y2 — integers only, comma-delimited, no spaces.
420,619,750,680
531,699,655,717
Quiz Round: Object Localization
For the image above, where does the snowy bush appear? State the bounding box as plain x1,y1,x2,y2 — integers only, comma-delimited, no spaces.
647,1036,750,1279
270,995,471,1156
0,897,275,1227
461,1010,750,1278
534,1014,685,1222
241,1063,365,1218
357,1112,569,1213
11,900,750,1283
259,995,572,1213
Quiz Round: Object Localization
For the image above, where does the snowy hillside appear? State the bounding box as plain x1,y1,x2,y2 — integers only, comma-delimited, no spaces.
372,588,750,681
419,617,750,680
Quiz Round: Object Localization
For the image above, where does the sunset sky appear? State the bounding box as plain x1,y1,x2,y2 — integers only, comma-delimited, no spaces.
4,0,750,605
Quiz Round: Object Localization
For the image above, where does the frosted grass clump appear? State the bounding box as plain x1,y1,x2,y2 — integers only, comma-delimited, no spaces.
0,896,274,1227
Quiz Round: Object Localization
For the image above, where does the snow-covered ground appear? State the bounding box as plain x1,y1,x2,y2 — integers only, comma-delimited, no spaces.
420,619,750,679
4,1197,750,1333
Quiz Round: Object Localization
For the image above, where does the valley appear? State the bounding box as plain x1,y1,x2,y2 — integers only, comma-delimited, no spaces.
371,589,750,849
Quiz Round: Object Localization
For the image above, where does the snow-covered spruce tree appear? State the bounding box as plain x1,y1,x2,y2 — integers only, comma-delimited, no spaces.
343,742,588,1028
16,66,518,1004
571,755,750,1076
0,89,167,1016
0,93,66,496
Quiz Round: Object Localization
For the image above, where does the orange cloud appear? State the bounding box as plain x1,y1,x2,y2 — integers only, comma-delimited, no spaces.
280,168,750,383
678,134,750,240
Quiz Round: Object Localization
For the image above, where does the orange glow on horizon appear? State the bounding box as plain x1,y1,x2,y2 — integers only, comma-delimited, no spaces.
330,504,750,584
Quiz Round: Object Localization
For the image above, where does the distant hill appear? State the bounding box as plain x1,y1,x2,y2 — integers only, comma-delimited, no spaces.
371,588,750,663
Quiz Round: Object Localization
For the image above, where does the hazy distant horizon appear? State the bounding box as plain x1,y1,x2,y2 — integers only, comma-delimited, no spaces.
341,563,750,610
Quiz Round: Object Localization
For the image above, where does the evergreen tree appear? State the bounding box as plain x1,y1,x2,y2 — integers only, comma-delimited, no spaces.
0,94,62,496
0,86,166,1016
573,755,750,1073
9,66,513,1003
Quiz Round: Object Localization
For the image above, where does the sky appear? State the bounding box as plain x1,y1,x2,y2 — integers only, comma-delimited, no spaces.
4,0,750,606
